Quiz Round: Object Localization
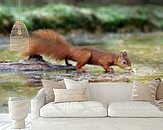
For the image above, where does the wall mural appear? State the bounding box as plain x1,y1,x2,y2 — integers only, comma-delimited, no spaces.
0,1,163,113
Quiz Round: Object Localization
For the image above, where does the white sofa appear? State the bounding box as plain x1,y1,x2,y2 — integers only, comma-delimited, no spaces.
31,83,163,130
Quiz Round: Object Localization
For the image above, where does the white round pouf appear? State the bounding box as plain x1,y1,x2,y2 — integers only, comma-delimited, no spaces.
8,97,29,129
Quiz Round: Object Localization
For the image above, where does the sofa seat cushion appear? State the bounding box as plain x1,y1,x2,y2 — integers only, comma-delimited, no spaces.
108,101,163,117
40,101,107,117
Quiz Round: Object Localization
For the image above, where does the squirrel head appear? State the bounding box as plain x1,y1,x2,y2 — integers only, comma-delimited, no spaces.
116,50,132,70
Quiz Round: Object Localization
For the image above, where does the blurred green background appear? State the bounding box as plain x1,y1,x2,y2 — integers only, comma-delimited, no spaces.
0,0,162,113
0,0,163,33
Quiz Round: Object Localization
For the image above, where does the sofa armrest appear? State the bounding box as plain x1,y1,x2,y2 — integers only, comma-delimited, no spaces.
31,88,45,119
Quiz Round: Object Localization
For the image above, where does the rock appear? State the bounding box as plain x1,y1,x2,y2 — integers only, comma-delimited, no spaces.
0,58,76,72
0,58,132,89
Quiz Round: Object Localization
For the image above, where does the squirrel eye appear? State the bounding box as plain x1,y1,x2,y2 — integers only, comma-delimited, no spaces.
123,61,126,64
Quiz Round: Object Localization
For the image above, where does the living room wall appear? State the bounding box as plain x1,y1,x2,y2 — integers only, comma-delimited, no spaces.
0,0,162,113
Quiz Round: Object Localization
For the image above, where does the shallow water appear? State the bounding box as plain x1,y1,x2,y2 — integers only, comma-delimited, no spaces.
0,32,163,113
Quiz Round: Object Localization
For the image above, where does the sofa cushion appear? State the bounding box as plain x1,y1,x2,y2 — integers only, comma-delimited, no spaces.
42,80,66,103
40,101,107,117
108,101,163,117
131,80,160,102
156,81,163,100
64,78,90,99
53,88,88,103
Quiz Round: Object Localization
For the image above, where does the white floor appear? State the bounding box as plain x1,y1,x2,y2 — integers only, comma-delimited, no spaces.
0,113,31,130
0,122,31,130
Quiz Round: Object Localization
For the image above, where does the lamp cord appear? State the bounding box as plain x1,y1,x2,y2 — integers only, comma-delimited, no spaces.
19,0,20,20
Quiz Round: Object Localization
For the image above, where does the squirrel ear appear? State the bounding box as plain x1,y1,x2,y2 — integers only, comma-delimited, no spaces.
120,51,123,58
123,51,128,57
120,50,127,58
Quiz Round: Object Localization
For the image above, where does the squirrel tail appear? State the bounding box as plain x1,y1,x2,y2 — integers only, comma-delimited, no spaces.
21,29,73,60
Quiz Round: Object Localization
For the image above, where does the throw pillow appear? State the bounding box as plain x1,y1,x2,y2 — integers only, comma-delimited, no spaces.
64,78,90,99
156,81,163,100
42,79,66,103
131,80,160,102
53,88,88,103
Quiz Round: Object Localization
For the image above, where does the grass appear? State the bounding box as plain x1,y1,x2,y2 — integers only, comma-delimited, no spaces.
0,14,163,112
0,49,21,61
0,73,37,106
0,32,162,80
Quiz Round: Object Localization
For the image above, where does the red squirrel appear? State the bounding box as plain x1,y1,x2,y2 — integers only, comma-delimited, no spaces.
22,29,132,73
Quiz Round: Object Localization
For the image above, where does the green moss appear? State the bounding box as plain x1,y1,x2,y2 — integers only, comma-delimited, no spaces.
134,75,163,82
0,82,22,91
0,49,21,61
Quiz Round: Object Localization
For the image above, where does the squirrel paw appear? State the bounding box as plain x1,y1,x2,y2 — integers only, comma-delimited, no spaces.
66,63,73,66
105,68,114,73
109,68,114,73
76,68,86,73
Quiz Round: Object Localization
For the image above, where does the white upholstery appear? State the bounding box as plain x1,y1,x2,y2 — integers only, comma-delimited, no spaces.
31,117,163,130
31,88,45,119
89,83,132,105
31,82,163,130
64,79,91,99
108,101,163,117
40,101,107,117
31,83,132,119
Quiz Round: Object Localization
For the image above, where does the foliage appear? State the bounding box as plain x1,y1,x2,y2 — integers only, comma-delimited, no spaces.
0,5,15,33
0,4,163,32
23,4,97,32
